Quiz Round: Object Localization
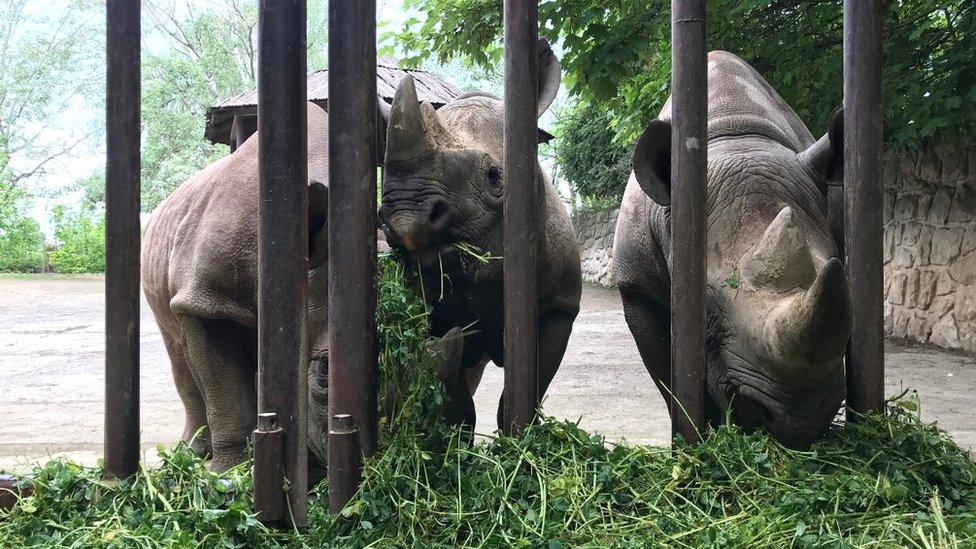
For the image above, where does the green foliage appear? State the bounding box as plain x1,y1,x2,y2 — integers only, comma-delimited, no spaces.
48,205,105,274
376,252,450,441
0,183,46,272
0,446,282,547
312,401,976,547
555,104,632,206
5,397,976,547
395,1,976,148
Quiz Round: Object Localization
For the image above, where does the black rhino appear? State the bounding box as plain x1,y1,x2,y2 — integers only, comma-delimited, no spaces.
614,51,850,448
378,41,582,430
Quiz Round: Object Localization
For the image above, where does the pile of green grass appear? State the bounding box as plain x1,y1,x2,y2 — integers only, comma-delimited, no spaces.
3,254,976,548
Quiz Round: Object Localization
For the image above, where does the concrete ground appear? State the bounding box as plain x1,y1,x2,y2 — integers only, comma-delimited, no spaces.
1,275,974,471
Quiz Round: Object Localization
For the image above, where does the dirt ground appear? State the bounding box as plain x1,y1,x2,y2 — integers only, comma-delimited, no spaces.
2,275,974,471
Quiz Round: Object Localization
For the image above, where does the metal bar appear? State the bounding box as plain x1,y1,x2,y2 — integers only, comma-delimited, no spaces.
844,0,885,419
327,0,378,513
252,413,285,523
328,414,362,513
256,0,309,527
502,0,540,437
104,0,141,479
669,0,708,444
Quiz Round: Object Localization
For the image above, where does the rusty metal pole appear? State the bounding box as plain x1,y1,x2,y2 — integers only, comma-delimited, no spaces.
670,0,708,444
844,0,885,419
255,0,308,527
502,0,539,437
252,413,285,523
327,0,378,513
328,414,362,514
104,0,141,479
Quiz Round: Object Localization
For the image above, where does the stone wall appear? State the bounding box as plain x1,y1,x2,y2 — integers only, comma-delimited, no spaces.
572,207,619,287
884,143,976,352
569,142,976,353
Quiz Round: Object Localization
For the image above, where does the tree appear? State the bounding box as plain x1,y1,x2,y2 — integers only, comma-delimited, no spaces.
48,204,105,274
0,0,99,271
555,104,631,209
394,1,976,148
141,0,329,211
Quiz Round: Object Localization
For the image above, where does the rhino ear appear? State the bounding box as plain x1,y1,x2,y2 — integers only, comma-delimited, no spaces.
632,119,672,206
536,38,560,117
799,106,844,192
308,180,329,269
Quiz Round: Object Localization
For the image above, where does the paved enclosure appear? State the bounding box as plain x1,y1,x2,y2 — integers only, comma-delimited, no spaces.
1,275,974,471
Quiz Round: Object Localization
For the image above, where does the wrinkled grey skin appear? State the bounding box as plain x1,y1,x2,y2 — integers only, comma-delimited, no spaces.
613,51,851,448
142,103,464,474
378,41,582,430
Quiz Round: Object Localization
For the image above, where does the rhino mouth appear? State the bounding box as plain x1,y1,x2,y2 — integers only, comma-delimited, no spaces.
711,347,845,449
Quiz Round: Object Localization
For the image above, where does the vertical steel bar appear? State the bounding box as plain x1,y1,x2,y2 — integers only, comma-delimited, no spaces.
104,0,141,479
844,0,885,418
327,0,378,513
670,0,708,444
502,0,540,437
256,0,308,527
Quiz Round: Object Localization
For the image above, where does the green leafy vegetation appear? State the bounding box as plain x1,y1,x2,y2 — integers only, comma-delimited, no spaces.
395,1,976,148
0,183,46,272
555,104,632,208
3,257,976,548
46,205,105,274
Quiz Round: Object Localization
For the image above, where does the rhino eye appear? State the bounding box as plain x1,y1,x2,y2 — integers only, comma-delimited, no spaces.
486,166,503,194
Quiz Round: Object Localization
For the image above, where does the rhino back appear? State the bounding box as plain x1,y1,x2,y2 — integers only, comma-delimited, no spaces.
659,51,815,152
142,103,330,328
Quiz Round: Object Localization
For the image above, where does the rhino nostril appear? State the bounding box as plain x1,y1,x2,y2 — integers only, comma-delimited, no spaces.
428,200,450,231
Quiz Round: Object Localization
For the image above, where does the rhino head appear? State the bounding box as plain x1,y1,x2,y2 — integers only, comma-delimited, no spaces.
378,39,561,287
632,108,850,448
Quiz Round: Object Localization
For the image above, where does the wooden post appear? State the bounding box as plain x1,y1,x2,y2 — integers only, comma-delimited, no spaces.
502,0,540,437
327,0,378,513
844,0,885,419
669,0,708,443
104,0,141,479
255,0,308,527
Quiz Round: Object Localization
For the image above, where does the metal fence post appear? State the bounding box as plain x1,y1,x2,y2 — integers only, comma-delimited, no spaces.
104,0,141,479
327,0,378,513
502,0,540,437
844,0,885,419
670,0,708,444
255,0,309,527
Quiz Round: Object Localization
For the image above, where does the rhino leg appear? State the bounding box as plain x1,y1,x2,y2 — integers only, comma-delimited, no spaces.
620,289,673,407
160,329,210,457
465,357,488,397
495,309,576,429
180,316,257,472
307,355,329,487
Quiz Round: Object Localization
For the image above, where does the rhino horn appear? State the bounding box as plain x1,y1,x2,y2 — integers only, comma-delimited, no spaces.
741,207,816,291
385,75,451,164
766,257,851,367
